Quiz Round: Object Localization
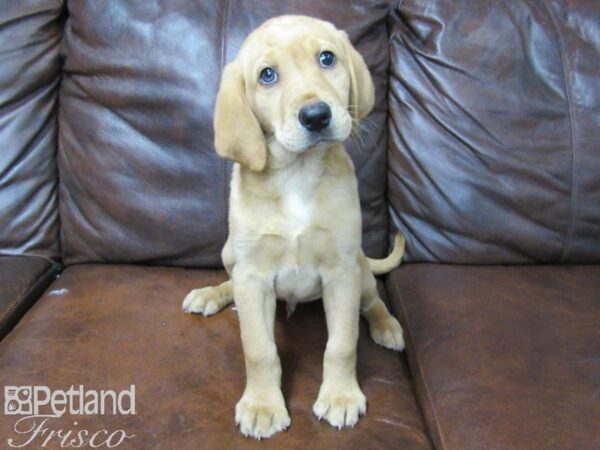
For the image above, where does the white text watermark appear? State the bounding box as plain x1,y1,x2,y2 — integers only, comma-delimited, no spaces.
3,385,136,448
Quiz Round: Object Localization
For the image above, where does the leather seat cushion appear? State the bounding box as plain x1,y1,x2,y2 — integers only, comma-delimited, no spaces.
386,264,600,450
0,264,431,448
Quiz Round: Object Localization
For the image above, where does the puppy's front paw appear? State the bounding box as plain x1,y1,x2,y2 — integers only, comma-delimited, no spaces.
182,287,227,316
369,316,405,351
313,383,366,429
235,391,290,439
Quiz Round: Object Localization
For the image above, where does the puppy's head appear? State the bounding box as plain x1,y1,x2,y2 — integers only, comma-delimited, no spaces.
214,15,375,171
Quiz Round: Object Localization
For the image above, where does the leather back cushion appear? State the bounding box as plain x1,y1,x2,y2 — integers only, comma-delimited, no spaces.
0,0,62,259
387,0,600,263
58,0,391,267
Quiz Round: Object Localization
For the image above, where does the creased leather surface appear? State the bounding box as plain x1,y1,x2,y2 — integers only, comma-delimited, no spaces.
0,255,58,340
546,0,600,262
387,264,600,450
58,0,391,267
387,0,600,263
0,0,62,259
0,265,431,449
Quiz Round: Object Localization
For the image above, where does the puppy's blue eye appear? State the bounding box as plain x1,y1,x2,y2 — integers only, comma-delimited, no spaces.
319,51,336,68
259,67,278,85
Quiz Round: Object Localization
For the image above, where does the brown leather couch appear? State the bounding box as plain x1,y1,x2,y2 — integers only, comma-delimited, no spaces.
1,1,598,449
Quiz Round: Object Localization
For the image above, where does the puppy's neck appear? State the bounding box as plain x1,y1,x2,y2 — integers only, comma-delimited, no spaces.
266,140,328,171
237,140,338,200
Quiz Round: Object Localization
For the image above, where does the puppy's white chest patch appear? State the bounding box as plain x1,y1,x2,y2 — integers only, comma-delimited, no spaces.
270,150,325,305
281,190,312,238
275,191,321,304
272,149,324,239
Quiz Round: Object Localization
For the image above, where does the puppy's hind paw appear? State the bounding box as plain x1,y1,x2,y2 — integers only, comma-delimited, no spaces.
369,316,405,351
182,286,232,316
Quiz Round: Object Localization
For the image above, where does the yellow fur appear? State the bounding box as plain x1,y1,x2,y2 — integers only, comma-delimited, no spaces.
182,15,405,440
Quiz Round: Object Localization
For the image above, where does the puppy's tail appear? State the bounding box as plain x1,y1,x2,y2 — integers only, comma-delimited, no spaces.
367,232,406,276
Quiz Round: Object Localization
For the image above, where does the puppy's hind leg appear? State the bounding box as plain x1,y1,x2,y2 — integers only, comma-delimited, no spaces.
182,280,233,316
359,255,405,351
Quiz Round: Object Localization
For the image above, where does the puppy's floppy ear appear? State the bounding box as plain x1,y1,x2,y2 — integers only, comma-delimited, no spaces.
339,31,375,127
214,61,267,171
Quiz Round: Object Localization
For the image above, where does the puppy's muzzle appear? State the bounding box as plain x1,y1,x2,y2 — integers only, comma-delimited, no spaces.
299,101,331,132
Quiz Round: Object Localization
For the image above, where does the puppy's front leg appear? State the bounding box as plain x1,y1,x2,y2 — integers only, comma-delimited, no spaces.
313,264,366,428
233,269,290,439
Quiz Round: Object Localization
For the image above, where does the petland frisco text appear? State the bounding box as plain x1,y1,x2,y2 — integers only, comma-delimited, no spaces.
4,385,136,448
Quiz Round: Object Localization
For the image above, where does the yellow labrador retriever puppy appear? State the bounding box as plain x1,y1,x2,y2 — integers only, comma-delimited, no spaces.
183,15,405,439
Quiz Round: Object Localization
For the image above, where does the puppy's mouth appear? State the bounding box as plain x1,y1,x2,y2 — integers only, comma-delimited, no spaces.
275,131,340,153
274,108,352,153
293,134,341,152
307,133,338,148
278,101,350,152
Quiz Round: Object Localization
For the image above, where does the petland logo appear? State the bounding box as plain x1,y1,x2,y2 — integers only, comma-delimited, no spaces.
4,385,136,448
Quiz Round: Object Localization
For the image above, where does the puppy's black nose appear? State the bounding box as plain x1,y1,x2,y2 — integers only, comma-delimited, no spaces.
299,102,331,132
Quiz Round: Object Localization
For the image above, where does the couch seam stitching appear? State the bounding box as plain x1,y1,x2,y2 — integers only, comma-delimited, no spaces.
544,1,578,262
